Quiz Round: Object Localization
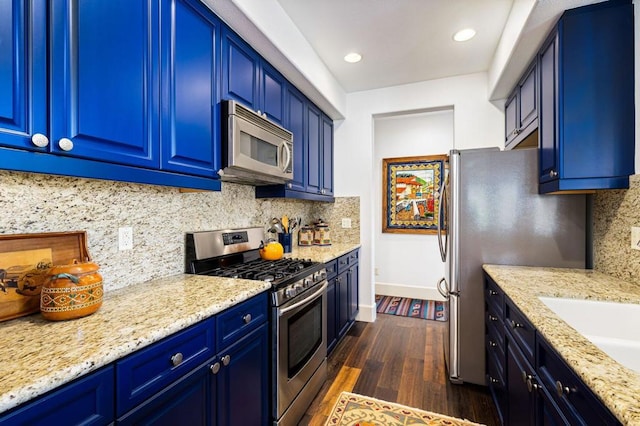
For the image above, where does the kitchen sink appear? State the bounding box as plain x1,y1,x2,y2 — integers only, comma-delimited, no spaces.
538,296,640,373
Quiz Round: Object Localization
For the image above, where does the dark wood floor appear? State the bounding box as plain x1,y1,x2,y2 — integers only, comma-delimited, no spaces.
300,314,500,425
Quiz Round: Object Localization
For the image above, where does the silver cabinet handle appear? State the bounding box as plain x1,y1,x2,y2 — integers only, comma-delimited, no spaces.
221,355,231,366
555,380,571,397
489,376,499,384
170,352,183,367
489,340,497,348
527,377,540,392
31,133,49,147
58,137,74,151
549,170,558,178
287,183,292,188
488,314,498,322
509,319,523,329
488,290,498,296
210,362,221,375
242,313,252,324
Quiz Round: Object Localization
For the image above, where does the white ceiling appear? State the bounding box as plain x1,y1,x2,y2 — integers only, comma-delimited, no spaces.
275,0,515,93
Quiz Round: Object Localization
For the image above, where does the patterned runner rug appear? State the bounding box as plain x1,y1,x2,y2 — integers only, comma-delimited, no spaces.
375,295,447,321
325,391,483,425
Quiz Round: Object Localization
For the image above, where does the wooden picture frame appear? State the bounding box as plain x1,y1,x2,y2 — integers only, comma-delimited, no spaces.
382,155,447,234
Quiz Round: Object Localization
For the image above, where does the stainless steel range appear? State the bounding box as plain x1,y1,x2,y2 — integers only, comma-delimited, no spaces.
185,227,328,426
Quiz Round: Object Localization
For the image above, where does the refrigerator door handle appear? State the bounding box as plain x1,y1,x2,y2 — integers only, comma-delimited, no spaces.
437,178,448,262
437,277,450,300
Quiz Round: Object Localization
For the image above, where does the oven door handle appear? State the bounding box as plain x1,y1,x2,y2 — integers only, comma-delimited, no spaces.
278,281,328,315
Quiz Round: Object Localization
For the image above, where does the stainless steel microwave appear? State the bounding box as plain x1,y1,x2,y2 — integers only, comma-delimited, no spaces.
219,100,293,185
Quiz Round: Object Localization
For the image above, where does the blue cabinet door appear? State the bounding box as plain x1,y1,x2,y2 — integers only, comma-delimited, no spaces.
0,367,114,426
50,0,159,168
321,114,334,196
306,103,321,194
221,27,260,111
261,62,285,125
326,276,338,354
539,1,635,193
0,0,47,151
284,85,306,192
347,263,359,322
216,325,269,426
538,33,557,184
117,361,212,426
160,0,220,177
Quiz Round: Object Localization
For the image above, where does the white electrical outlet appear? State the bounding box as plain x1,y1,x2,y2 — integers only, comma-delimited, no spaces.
632,227,640,251
341,218,352,228
119,227,133,251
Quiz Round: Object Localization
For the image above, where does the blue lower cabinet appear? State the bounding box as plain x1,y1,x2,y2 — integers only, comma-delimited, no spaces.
215,324,269,426
0,366,114,426
117,362,212,426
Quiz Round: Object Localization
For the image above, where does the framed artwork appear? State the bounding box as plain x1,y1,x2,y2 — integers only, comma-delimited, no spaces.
382,154,447,234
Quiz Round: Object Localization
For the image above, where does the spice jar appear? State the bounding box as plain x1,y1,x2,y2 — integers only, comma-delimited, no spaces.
313,220,331,246
298,226,314,246
40,260,103,321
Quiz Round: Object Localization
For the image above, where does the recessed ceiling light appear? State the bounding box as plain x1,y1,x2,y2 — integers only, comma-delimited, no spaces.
453,28,476,42
344,52,362,63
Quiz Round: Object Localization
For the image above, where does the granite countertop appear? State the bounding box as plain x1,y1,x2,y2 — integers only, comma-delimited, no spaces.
287,243,361,263
483,265,640,426
0,274,271,414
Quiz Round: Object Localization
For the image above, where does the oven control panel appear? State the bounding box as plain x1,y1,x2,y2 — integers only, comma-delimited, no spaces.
222,231,249,246
273,267,327,306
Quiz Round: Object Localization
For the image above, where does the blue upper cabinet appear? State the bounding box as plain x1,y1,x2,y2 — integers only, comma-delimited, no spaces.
284,85,306,192
321,113,334,196
306,102,322,195
221,26,287,126
0,0,47,151
160,0,221,177
50,0,160,168
539,1,635,193
221,27,260,111
261,61,286,125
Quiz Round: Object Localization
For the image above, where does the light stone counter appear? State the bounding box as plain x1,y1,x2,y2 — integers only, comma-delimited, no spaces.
286,243,361,263
0,274,270,414
483,265,640,426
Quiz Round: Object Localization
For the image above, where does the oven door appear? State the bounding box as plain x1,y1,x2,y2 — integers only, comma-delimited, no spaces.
275,281,327,418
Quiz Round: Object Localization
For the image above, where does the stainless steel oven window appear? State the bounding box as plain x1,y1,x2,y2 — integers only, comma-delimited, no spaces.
287,295,323,377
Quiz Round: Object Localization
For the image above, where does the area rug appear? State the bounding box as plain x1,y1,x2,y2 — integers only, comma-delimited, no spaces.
325,391,483,426
375,295,447,322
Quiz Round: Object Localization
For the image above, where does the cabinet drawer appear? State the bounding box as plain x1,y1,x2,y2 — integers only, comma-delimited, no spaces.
337,253,350,274
484,276,504,318
505,299,535,364
0,366,114,425
537,335,621,426
116,318,215,416
348,249,359,264
325,259,338,279
216,292,268,350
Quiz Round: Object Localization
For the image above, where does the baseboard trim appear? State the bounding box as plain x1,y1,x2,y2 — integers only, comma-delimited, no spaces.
375,282,445,301
355,303,376,323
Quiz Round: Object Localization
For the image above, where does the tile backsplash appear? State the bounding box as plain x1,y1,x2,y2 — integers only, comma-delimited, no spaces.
0,171,359,292
593,174,640,284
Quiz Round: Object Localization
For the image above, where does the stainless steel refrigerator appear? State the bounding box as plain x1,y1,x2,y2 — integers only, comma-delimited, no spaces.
436,148,588,385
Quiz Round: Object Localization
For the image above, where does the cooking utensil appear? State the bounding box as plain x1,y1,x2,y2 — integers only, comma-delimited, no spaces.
282,216,289,233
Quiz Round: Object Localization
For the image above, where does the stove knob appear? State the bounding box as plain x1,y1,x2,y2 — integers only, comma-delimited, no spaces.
295,282,304,291
303,278,312,288
285,287,297,298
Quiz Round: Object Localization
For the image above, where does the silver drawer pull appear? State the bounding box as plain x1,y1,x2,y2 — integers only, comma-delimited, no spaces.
210,362,221,375
489,340,497,347
488,290,498,296
488,314,498,321
527,377,540,392
509,319,523,329
556,380,572,397
170,352,183,367
222,355,231,366
489,376,499,384
31,133,49,147
242,313,252,324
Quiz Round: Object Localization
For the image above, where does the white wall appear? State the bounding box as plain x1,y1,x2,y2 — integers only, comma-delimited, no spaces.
334,72,504,322
373,110,453,301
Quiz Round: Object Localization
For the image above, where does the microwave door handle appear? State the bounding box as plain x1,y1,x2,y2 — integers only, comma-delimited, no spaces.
280,141,291,172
